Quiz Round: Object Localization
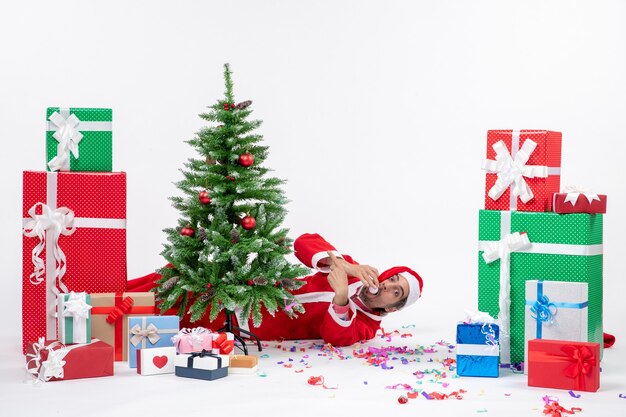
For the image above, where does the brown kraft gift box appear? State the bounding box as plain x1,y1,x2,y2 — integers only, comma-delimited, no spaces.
90,292,155,361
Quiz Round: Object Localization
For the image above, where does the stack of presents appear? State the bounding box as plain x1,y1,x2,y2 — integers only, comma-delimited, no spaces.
22,108,257,383
456,130,606,392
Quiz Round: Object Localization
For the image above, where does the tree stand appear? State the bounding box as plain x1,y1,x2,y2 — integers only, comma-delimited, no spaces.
217,310,262,355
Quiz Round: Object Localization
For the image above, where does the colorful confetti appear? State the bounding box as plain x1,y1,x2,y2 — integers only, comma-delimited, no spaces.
568,391,581,398
619,394,626,399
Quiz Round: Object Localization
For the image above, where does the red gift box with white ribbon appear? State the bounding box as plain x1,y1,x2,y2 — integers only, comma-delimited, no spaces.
21,171,127,353
25,338,114,382
553,186,607,214
482,130,562,212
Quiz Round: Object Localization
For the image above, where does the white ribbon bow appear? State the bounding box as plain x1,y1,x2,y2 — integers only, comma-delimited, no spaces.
171,327,210,349
464,310,499,325
562,185,600,206
22,203,76,291
62,292,92,343
482,139,548,204
481,232,532,264
26,338,68,383
481,231,531,365
130,323,161,346
47,111,83,172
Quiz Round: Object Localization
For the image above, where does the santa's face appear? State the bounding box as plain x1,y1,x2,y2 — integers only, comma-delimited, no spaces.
362,274,410,311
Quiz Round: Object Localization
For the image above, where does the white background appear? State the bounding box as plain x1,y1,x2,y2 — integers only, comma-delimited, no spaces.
0,1,624,415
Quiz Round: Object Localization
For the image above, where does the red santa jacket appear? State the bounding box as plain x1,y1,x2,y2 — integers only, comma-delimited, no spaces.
127,233,382,346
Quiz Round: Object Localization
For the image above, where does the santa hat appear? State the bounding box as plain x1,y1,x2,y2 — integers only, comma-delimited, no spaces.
378,266,424,308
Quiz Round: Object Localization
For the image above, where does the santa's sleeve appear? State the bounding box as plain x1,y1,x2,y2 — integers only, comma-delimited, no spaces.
318,301,379,346
294,233,343,273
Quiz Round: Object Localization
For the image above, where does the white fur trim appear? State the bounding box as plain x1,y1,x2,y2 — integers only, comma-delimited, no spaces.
402,273,421,308
311,250,342,273
327,302,357,327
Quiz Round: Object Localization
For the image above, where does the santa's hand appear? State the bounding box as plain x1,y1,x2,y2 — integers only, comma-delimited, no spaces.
327,252,349,306
327,252,379,290
344,263,379,290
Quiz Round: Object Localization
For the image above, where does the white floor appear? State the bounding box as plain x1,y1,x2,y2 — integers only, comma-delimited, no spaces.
1,316,624,417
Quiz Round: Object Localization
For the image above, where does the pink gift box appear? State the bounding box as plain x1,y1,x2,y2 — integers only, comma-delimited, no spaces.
171,327,213,354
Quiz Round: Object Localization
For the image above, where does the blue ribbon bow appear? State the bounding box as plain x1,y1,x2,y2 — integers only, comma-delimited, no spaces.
530,294,557,325
525,281,588,338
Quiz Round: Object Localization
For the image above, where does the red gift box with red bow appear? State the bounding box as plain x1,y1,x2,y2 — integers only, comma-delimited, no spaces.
527,339,600,392
211,332,235,354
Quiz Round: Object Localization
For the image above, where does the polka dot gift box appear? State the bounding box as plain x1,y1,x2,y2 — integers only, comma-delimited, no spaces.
477,209,603,365
22,171,127,354
46,107,113,172
482,130,562,212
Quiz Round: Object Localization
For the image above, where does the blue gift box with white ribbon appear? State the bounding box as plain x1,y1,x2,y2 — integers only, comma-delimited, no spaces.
456,323,500,377
127,315,179,368
524,280,588,373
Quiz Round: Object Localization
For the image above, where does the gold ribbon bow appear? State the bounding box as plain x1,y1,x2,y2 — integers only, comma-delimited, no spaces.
130,323,161,346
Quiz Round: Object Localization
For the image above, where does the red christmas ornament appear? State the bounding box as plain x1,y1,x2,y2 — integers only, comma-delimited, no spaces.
247,279,254,286
198,190,211,204
241,215,256,230
239,152,254,167
397,396,408,404
225,175,235,181
180,227,195,237
223,103,235,110
206,283,212,289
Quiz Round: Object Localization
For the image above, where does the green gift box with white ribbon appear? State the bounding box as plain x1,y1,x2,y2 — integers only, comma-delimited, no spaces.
46,107,112,172
57,292,92,344
477,209,602,365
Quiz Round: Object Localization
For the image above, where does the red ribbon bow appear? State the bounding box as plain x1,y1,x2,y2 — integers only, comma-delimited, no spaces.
543,401,582,416
560,345,596,389
106,296,134,324
214,333,234,354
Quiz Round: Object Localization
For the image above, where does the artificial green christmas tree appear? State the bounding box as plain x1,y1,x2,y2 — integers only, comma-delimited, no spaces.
155,64,308,340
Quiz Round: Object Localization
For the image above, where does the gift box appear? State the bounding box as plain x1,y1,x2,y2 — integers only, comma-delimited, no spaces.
22,171,127,353
57,292,92,344
524,280,588,372
456,323,500,377
229,355,258,375
25,338,113,382
46,107,113,172
128,315,179,368
136,346,176,376
482,130,562,212
527,339,600,392
171,327,213,354
553,188,607,214
477,209,603,364
175,351,230,381
211,332,235,354
90,292,155,361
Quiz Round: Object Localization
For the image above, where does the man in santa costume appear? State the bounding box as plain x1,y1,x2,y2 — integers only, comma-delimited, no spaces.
128,233,424,347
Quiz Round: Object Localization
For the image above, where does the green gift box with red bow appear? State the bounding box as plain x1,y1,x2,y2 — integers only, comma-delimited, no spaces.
527,339,600,392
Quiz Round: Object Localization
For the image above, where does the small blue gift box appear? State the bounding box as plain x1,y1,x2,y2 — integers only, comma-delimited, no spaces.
456,323,500,377
127,315,179,368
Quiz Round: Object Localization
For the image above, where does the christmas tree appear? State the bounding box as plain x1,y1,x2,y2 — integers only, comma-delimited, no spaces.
155,64,308,327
